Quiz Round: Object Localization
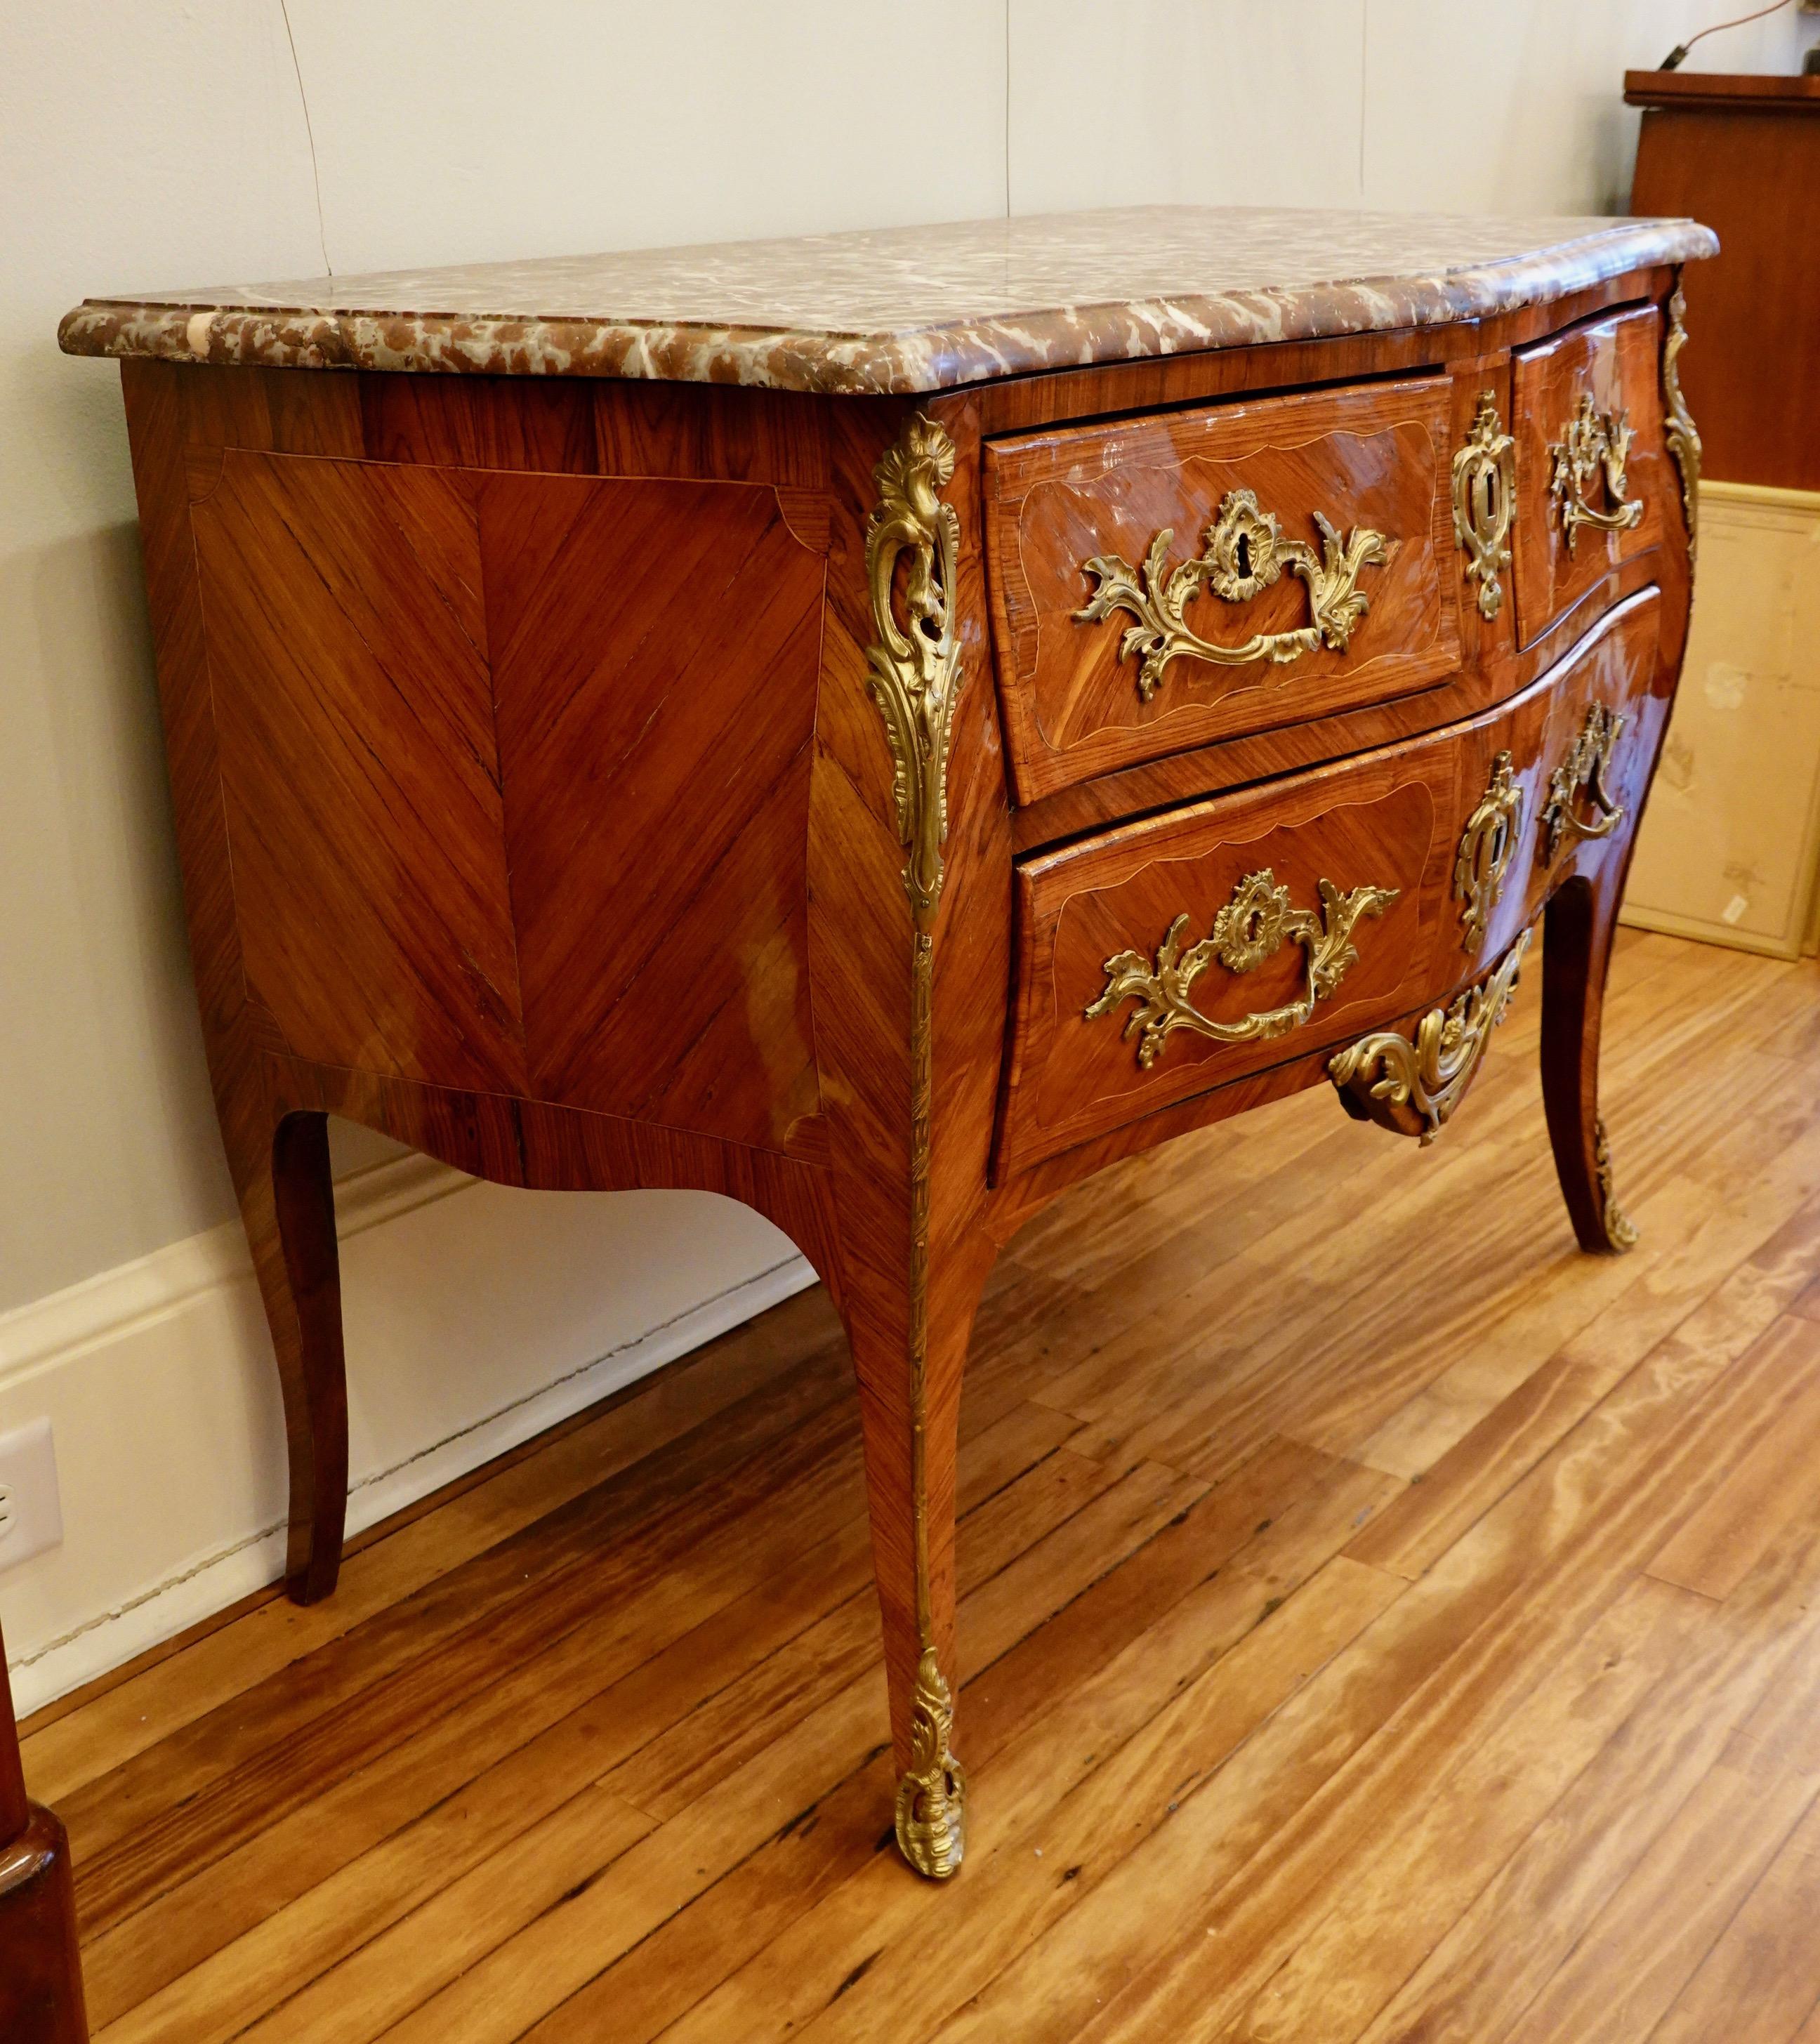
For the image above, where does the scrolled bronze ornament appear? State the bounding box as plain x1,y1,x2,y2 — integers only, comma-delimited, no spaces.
895,1647,967,1879
865,412,967,928
1086,866,1401,1071
1593,1116,1641,1252
1662,285,1702,570
1451,390,1516,620
1076,488,1390,702
1548,393,1643,555
1539,701,1626,862
864,411,969,1877
1453,749,1523,947
1328,928,1532,1144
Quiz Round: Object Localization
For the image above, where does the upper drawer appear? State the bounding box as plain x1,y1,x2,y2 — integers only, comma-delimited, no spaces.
983,378,1460,804
1510,303,1666,651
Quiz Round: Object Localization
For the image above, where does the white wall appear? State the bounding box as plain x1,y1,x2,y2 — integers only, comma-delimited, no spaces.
3,0,1813,1710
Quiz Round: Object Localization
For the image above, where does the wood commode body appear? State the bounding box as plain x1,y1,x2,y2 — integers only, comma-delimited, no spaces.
62,206,1715,1879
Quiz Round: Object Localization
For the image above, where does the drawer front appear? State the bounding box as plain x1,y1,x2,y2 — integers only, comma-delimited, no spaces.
984,378,1460,804
996,589,1663,1177
1510,303,1666,650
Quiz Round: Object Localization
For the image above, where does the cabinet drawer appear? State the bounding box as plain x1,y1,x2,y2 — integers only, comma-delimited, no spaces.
984,378,1460,805
1510,303,1667,650
995,590,1663,1177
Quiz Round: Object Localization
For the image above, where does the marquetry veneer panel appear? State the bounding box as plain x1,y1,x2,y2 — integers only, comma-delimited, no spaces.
984,377,1460,802
997,591,1663,1175
1510,303,1667,652
193,453,828,1152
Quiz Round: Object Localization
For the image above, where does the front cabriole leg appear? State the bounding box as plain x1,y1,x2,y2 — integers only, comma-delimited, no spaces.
852,411,977,1877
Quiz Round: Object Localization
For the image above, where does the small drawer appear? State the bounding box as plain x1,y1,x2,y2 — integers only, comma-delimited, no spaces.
984,378,1461,805
1510,303,1666,650
995,590,1662,1177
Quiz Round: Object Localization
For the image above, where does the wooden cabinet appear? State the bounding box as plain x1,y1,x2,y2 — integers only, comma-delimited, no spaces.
1626,69,1820,492
59,205,1712,1883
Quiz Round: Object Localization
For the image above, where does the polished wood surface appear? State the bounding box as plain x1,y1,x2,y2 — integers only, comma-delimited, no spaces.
20,925,1820,2040
111,253,1698,1873
1000,594,1662,1175
1628,70,1820,490
0,1618,88,2042
984,378,1458,801
1508,303,1665,651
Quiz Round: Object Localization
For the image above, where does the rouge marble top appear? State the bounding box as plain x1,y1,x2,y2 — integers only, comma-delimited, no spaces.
58,205,1717,397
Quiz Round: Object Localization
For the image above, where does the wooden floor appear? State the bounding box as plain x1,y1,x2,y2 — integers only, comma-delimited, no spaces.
22,927,1820,2043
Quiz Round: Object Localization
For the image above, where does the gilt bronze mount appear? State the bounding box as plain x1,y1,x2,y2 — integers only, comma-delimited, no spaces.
1540,702,1626,862
1329,928,1532,1145
1076,489,1390,701
1548,393,1643,555
1452,390,1516,620
1086,866,1400,1070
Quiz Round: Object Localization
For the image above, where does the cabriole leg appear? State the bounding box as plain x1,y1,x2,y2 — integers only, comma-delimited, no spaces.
847,1233,992,1881
1541,865,1640,1254
245,1111,350,1601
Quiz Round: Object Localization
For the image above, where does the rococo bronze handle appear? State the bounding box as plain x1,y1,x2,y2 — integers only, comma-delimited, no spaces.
1547,392,1643,555
1076,489,1390,702
1539,702,1626,862
1086,866,1400,1070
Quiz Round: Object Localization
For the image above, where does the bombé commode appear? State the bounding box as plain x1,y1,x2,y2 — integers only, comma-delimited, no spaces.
60,202,1715,1878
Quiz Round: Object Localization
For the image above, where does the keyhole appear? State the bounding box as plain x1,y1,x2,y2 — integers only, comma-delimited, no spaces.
1235,532,1253,581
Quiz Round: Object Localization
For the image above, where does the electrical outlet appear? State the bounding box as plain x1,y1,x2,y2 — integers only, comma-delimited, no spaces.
0,1418,62,1571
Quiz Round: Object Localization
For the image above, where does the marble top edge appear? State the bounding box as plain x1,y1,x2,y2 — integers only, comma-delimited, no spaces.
59,204,1718,396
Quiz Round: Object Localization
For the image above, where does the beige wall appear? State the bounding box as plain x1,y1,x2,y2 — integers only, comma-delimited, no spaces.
2,1,1813,1702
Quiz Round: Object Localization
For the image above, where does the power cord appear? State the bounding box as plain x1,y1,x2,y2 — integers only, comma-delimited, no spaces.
1660,0,1795,70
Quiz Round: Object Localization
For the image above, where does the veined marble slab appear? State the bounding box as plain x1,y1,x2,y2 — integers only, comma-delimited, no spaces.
59,204,1717,395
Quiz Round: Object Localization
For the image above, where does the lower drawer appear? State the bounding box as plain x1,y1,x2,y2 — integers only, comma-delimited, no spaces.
994,588,1664,1177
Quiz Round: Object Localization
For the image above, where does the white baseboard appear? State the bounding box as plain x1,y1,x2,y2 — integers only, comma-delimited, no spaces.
0,1155,815,1717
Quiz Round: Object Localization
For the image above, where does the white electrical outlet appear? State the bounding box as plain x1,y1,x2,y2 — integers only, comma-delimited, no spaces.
0,1418,62,1571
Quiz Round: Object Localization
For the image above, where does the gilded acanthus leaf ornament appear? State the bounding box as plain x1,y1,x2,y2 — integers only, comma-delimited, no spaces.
1453,749,1523,947
1593,1116,1641,1252
1076,489,1390,701
1329,928,1532,1144
1662,285,1702,569
1086,866,1401,1070
865,412,967,930
1548,393,1643,555
863,411,971,1879
1451,390,1515,621
895,1647,967,1880
1539,701,1626,862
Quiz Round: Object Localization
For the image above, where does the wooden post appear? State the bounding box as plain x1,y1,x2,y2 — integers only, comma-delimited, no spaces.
0,1619,88,2042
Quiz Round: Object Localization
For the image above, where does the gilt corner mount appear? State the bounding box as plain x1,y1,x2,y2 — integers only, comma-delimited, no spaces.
862,409,971,1880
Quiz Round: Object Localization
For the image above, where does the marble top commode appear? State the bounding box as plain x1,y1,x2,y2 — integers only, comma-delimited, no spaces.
59,204,1717,397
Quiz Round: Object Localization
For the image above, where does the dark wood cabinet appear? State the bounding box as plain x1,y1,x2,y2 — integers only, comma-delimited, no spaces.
1627,69,1820,489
